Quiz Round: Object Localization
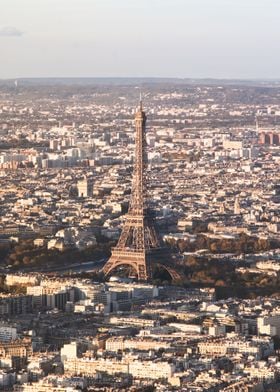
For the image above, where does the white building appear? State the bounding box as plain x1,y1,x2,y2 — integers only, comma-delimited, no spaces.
258,314,280,336
6,274,39,287
61,342,78,363
128,360,175,379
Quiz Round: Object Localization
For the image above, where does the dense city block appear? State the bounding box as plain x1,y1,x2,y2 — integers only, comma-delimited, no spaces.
0,79,280,390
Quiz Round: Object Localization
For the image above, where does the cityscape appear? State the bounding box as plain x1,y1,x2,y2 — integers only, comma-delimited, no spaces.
0,79,279,391
2,0,280,391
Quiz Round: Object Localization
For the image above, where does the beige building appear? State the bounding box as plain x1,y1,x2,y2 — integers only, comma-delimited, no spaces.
64,358,128,376
105,337,170,352
6,274,39,287
198,339,264,359
258,314,280,336
77,178,93,198
223,140,243,150
14,383,79,391
109,316,158,328
64,357,174,380
129,360,174,379
60,342,77,363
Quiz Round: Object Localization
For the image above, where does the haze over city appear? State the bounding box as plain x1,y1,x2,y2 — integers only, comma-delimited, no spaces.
1,0,280,79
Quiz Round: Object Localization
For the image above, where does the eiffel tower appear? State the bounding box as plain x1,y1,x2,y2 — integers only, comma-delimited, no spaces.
102,101,182,282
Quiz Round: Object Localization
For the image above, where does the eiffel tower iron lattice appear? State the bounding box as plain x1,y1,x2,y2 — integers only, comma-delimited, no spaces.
102,101,182,282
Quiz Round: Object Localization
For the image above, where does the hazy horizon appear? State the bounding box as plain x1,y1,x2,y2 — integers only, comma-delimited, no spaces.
1,0,280,79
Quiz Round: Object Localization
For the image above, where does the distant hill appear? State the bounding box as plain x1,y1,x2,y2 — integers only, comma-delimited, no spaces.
1,77,280,87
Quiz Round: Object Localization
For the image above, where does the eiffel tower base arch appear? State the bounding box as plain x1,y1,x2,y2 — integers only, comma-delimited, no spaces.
102,249,184,282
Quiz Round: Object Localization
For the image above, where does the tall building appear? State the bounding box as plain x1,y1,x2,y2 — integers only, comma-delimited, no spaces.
77,177,93,198
60,341,78,363
102,102,182,282
234,196,241,215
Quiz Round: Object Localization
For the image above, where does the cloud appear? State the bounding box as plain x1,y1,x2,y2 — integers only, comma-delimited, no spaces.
0,26,24,37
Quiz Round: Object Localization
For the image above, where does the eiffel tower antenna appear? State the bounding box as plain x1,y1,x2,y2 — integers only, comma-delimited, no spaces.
102,102,182,281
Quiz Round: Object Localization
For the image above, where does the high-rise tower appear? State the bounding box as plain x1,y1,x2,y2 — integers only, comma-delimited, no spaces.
102,102,182,282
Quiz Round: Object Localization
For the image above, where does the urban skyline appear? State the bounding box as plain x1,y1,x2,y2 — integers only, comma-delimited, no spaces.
1,0,280,390
0,77,280,390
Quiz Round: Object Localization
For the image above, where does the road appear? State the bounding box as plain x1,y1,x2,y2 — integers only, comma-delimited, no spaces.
1,258,107,275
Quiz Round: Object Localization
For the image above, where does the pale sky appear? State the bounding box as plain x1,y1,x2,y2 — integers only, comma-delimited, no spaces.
0,0,280,79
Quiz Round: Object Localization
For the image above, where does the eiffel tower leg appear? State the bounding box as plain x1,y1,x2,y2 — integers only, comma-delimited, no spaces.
102,252,153,282
137,263,148,281
102,259,115,276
